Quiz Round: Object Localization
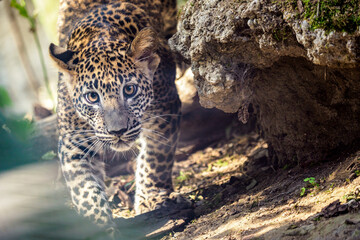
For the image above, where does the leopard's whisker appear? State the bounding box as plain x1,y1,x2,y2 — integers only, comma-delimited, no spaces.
143,112,181,118
80,139,100,161
110,149,118,162
92,140,104,160
141,128,170,142
142,133,173,148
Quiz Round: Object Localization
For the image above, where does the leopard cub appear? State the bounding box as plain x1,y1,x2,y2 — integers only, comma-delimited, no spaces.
49,0,180,227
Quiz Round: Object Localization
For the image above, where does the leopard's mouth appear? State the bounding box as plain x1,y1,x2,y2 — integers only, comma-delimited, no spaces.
110,139,135,151
96,129,140,152
109,132,140,152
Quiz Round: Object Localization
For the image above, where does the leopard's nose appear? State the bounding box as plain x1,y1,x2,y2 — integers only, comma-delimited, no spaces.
108,128,127,136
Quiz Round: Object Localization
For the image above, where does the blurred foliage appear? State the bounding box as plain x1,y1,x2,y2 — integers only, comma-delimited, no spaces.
10,0,36,31
0,87,12,108
0,86,37,172
41,150,57,161
11,0,59,42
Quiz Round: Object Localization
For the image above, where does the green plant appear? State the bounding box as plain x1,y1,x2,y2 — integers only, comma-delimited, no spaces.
304,177,319,187
41,150,57,160
214,158,229,167
0,87,12,108
188,189,204,202
303,0,360,33
300,187,306,197
272,26,292,42
325,183,335,193
190,219,197,224
342,190,360,202
176,171,191,183
300,177,319,197
277,0,360,34
10,0,55,106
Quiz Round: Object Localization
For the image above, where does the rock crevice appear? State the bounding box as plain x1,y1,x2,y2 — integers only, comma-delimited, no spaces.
170,0,360,164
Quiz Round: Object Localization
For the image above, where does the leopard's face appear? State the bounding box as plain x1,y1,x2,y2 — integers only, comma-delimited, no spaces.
50,24,160,151
69,45,154,151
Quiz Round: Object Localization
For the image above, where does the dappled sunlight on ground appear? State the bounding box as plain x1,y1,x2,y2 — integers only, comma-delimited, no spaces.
165,129,360,240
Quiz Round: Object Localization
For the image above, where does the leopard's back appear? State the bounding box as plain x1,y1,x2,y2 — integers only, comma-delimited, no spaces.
58,0,177,46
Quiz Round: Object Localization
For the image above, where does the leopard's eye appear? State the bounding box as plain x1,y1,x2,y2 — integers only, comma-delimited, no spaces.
123,85,138,97
84,92,100,104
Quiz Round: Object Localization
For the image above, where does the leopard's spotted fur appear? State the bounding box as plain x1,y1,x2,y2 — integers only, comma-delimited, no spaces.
49,0,180,228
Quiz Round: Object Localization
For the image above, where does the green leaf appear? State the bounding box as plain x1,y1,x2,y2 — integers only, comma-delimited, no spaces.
41,150,57,161
300,187,306,197
304,177,319,187
304,177,314,182
6,117,33,141
0,87,12,108
10,0,36,31
176,171,190,182
10,0,29,18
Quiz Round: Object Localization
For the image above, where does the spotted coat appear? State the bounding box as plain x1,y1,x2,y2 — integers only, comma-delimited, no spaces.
49,0,180,228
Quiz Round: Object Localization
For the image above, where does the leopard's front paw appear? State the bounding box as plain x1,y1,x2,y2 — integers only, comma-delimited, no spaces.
135,190,192,215
135,189,171,214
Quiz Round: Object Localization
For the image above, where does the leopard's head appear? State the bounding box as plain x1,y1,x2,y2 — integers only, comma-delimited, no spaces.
49,27,160,151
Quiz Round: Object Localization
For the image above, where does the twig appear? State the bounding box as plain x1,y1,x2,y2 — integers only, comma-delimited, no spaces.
316,0,320,18
297,0,304,14
9,0,56,107
4,0,39,97
32,26,55,103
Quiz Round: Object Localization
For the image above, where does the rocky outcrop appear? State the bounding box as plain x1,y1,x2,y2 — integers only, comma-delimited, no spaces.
170,0,360,165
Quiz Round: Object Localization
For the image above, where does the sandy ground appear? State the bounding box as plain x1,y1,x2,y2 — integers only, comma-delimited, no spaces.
160,128,360,240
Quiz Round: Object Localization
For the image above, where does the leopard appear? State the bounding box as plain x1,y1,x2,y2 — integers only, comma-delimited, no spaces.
49,0,180,229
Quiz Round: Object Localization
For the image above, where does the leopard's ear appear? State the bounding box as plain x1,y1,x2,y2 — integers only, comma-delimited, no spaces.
129,27,160,79
49,43,77,72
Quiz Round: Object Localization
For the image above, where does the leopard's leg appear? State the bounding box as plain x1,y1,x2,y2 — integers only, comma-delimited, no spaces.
59,133,114,227
134,99,181,214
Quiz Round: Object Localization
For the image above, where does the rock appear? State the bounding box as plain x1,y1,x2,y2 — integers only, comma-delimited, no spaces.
320,200,356,218
245,178,257,191
345,219,360,225
170,0,360,165
247,146,269,160
284,224,315,236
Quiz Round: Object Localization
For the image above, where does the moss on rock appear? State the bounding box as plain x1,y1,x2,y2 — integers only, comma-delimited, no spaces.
281,0,360,33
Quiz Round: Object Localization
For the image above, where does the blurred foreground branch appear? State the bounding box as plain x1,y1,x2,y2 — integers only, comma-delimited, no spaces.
8,0,55,106
4,0,39,96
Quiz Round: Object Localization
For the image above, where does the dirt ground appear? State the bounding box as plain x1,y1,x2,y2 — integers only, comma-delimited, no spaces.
107,115,360,240
163,125,360,240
